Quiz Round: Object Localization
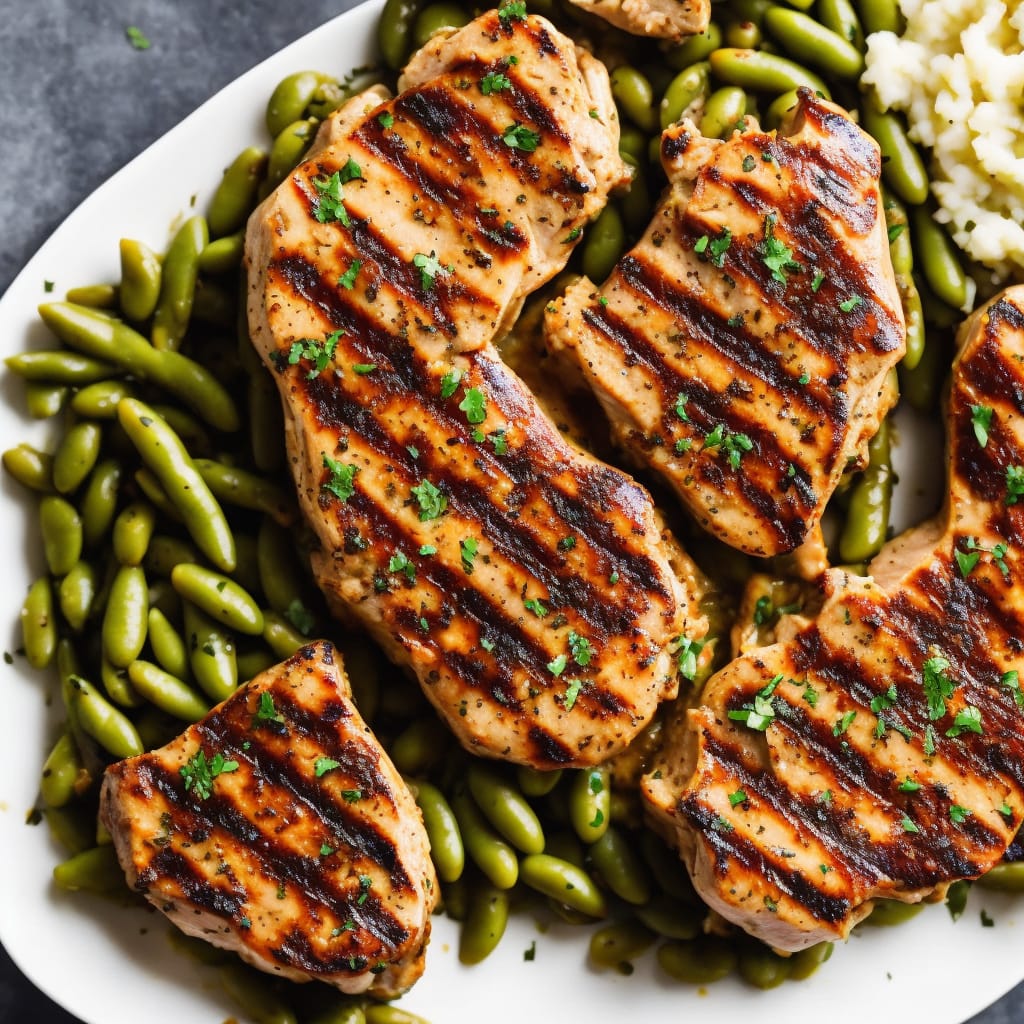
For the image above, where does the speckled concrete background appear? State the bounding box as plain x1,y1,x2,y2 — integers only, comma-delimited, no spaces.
0,1,1021,1021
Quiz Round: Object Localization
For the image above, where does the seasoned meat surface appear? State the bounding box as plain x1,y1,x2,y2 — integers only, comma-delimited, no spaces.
246,11,698,769
100,642,437,997
642,286,1024,950
564,0,709,40
546,90,906,556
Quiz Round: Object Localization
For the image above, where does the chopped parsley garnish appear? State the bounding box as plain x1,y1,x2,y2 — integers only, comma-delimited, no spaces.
524,598,548,618
180,749,238,800
320,842,335,857
407,445,420,459
838,294,863,313
1001,669,1024,709
352,363,377,375
870,683,898,715
547,653,568,677
811,269,825,292
460,537,479,573
489,430,508,455
922,653,955,721
125,25,151,49
501,123,541,152
1006,465,1024,506
412,250,450,290
887,223,906,243
674,636,704,681
321,455,358,502
313,171,355,226
902,815,920,834
946,705,983,737
798,371,810,385
419,544,437,556
562,226,582,243
742,154,756,172
459,386,487,424
315,756,341,777
287,328,343,379
674,392,690,422
568,631,593,666
342,789,362,803
970,404,993,447
761,212,801,285
898,777,921,792
803,682,819,708
563,677,583,711
378,111,394,129
338,259,362,290
411,479,447,520
480,71,512,94
702,423,754,469
728,789,747,807
956,536,1010,578
949,804,972,825
286,599,316,636
480,636,495,652
388,550,416,583
833,710,857,736
558,536,577,552
728,673,782,731
697,228,732,268
924,724,938,755
440,368,463,398
498,0,528,23
256,691,284,725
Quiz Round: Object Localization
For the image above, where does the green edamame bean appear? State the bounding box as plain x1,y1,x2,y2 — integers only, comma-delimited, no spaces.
58,560,98,632
208,147,268,238
450,786,519,890
170,562,263,635
25,382,68,418
41,732,86,809
71,380,135,420
307,1006,366,1024
229,533,263,605
119,238,162,322
838,417,892,563
197,231,245,275
3,444,54,492
102,565,149,668
700,86,749,140
738,944,792,988
194,458,296,527
53,422,102,495
267,71,330,137
236,646,276,683
545,828,586,869
364,1007,430,1024
118,398,236,572
729,0,773,26
516,765,562,798
763,7,864,78
581,205,626,284
708,47,830,98
38,302,240,431
764,88,801,129
589,920,655,969
660,61,711,129
53,845,124,894
148,577,182,621
79,459,122,548
190,281,235,328
262,610,309,659
519,853,607,918
128,660,210,721
219,965,298,1024
101,654,143,708
860,103,929,207
409,777,464,883
265,119,319,192
864,899,924,926
634,895,703,939
337,636,379,722
617,126,646,166
378,0,424,70
611,66,659,134
855,0,900,35
788,940,834,979
5,350,119,384
112,502,157,566
148,405,211,460
657,938,737,983
569,765,610,843
390,718,449,775
133,468,182,523
666,21,721,69
247,368,287,472
151,215,208,351
459,882,509,965
724,19,762,49
183,601,238,701
587,826,652,904
256,517,315,620
39,495,83,576
69,674,144,757
413,2,470,47
977,862,1024,892
65,284,118,308
911,206,969,310
818,0,864,51
620,163,649,236
467,763,545,855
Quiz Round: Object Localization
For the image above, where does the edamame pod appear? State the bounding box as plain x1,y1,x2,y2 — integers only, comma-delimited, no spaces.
266,71,330,136
364,1007,430,1024
788,940,834,979
198,231,245,275
170,562,264,635
581,205,626,284
660,61,710,129
117,398,236,572
817,0,864,51
708,47,830,98
838,417,892,563
39,495,83,575
25,382,68,418
516,765,562,798
587,826,652,904
256,517,316,619
863,899,924,926
737,944,792,988
390,718,449,776
763,6,864,78
128,660,210,721
467,763,545,854
412,2,470,47
151,215,208,351
519,853,608,918
68,674,144,758
458,882,509,965
860,103,929,207
101,655,143,708
38,302,240,431
58,560,98,631
378,0,424,70
589,920,654,969
65,284,117,308
665,21,721,69
119,238,162,322
184,601,238,701
409,777,464,883
910,206,970,310
219,965,298,1024
5,350,119,384
610,66,659,133
634,895,703,939
3,444,54,492
194,458,296,526
148,607,190,680
700,85,749,140
855,0,900,35
52,846,124,894
80,459,122,548
657,938,736,983
266,119,318,191
112,501,158,566
450,786,519,890
41,732,86,808
71,379,135,419
977,863,1024,893
262,610,309,659
569,765,610,843
102,565,149,668
247,368,287,472
236,646,277,683
208,147,268,238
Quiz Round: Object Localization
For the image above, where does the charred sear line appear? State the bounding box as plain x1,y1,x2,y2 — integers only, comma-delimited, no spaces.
274,924,402,975
528,724,578,765
145,844,246,917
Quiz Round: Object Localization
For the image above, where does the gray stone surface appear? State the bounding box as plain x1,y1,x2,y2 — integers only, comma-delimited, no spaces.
0,1,1021,1022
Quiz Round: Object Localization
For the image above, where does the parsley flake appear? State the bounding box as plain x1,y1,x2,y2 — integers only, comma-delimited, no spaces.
480,71,512,95
460,537,479,573
898,777,921,792
459,386,487,424
501,123,541,152
811,269,825,292
901,815,920,834
729,789,747,807
547,653,568,677
412,250,449,290
524,598,549,618
315,756,341,777
321,455,358,502
411,479,447,520
313,171,353,227
568,631,593,667
922,653,955,721
378,111,394,129
256,691,284,725
498,0,528,22
1007,465,1024,506
970,404,993,448
563,677,583,711
702,423,754,469
728,673,782,731
287,329,342,379
946,705,983,737
338,259,362,290
388,550,416,583
180,749,238,800
125,25,151,49
839,295,863,313
761,212,801,285
674,636,704,681
674,392,691,422
1001,669,1024,709
833,710,857,736
440,368,463,398
949,804,972,825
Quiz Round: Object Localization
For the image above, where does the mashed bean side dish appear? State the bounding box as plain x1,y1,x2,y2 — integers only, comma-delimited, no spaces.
863,0,1024,287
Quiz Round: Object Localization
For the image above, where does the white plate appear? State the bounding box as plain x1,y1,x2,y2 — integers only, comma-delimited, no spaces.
0,3,1020,1022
